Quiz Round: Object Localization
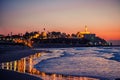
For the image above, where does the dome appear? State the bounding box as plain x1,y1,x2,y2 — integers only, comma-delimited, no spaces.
41,32,47,39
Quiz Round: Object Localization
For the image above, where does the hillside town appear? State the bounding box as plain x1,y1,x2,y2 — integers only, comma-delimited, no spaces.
0,26,112,48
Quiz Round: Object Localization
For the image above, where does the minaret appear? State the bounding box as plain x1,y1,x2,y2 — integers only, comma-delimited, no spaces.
85,25,88,32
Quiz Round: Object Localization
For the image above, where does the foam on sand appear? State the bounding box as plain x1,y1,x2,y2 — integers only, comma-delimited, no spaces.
34,47,120,80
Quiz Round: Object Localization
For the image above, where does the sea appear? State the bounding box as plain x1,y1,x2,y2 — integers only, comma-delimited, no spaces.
33,47,120,80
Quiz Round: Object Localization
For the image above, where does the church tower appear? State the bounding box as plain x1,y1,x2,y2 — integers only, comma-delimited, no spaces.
85,25,88,32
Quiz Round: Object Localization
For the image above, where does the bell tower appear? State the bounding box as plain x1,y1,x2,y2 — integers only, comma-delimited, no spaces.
85,25,88,32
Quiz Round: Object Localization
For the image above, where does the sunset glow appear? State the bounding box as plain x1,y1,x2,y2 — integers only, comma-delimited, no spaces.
0,0,120,40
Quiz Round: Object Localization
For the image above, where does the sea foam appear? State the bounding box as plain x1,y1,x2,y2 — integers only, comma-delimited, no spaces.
34,47,120,80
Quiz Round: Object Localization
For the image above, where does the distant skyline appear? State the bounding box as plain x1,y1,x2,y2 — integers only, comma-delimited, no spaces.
0,0,120,40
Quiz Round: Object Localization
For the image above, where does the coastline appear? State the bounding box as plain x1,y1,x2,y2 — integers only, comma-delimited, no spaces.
0,47,101,80
34,47,120,80
1,45,120,80
33,43,116,48
0,47,43,80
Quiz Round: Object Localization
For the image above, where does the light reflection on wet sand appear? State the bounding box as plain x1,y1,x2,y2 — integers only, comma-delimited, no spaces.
0,53,100,80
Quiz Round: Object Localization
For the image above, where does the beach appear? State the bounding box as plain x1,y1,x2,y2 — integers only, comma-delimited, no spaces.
0,46,101,80
0,49,37,63
0,46,43,80
0,69,42,80
0,46,120,80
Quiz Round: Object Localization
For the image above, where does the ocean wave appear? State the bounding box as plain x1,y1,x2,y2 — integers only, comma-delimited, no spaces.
34,47,120,79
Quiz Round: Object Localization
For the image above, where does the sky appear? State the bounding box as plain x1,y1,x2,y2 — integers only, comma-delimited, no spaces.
0,0,120,40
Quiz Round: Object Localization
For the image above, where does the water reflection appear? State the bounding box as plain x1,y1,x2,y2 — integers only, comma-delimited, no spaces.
0,53,99,80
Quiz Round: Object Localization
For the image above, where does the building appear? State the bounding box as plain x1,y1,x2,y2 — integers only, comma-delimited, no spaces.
40,28,47,39
0,34,4,40
76,25,95,39
84,34,95,39
80,25,90,34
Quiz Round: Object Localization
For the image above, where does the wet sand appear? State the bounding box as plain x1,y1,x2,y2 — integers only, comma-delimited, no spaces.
0,69,42,80
0,48,42,80
1,47,120,80
0,49,39,63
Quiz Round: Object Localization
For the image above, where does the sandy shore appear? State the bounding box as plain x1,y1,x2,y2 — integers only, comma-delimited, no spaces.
0,69,42,80
0,47,42,80
0,48,39,63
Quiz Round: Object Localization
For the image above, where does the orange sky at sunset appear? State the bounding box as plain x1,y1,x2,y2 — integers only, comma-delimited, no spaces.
0,0,120,40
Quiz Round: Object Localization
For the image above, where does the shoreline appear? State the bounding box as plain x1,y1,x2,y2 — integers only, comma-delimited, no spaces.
0,48,43,80
0,48,101,80
34,47,120,80
1,46,120,80
33,43,120,48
